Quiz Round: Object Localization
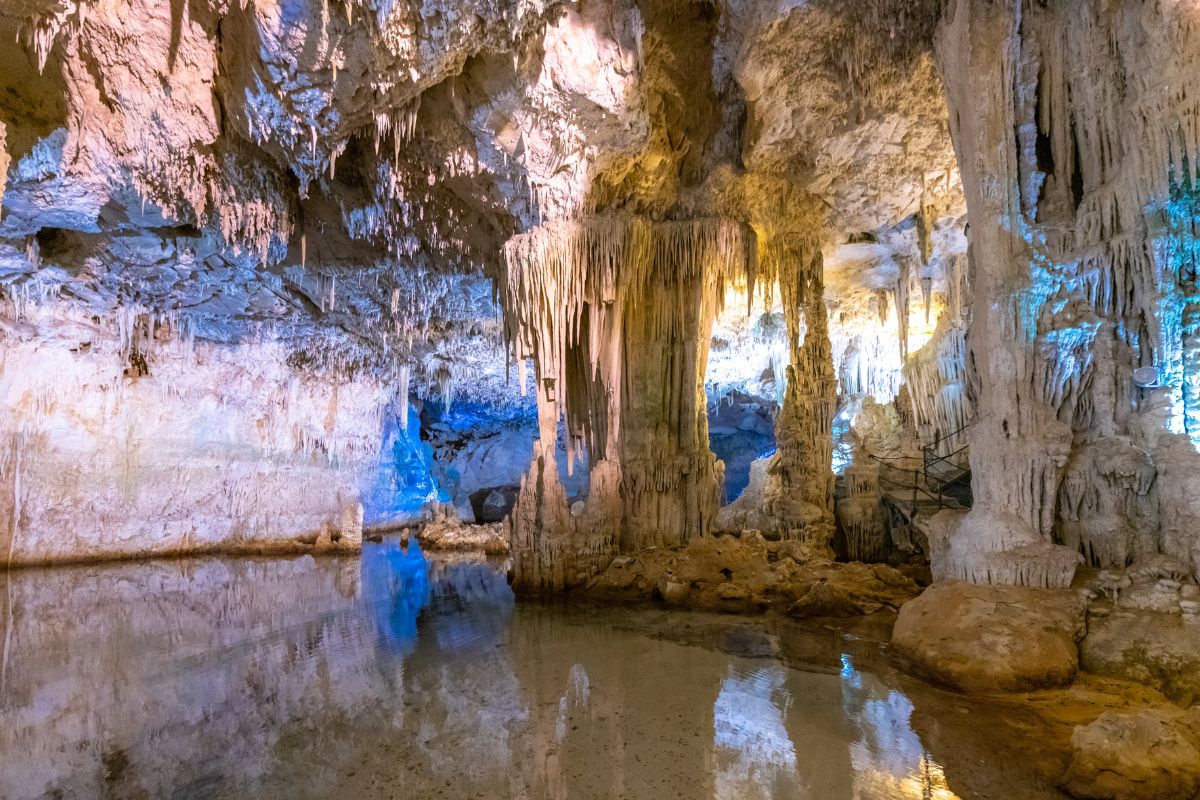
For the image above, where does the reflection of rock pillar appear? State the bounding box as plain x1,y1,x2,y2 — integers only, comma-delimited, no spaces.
501,215,754,590
771,242,836,546
507,605,720,799
779,667,856,796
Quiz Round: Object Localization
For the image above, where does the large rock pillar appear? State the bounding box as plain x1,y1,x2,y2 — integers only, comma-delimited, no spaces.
934,0,1200,585
501,214,754,590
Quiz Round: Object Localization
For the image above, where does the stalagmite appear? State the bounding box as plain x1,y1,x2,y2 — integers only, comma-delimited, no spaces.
758,235,837,546
838,460,887,561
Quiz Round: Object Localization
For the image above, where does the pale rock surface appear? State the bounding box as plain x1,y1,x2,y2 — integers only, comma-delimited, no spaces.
0,307,387,565
891,581,1087,693
1062,710,1200,800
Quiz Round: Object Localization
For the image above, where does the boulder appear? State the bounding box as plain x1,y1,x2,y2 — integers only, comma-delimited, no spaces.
477,487,518,523
787,563,918,619
1062,710,1200,800
417,503,510,554
586,534,918,614
891,581,1086,692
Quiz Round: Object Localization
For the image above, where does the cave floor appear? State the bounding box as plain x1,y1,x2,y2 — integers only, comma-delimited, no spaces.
0,539,1143,799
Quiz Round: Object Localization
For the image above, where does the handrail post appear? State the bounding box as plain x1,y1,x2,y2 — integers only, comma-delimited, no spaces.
911,469,919,518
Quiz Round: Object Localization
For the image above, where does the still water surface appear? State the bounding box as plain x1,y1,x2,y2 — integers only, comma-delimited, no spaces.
0,540,1066,799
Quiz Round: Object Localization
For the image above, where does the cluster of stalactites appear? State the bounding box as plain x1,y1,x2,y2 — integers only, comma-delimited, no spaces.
16,0,81,73
972,0,1200,421
901,320,973,456
500,213,757,466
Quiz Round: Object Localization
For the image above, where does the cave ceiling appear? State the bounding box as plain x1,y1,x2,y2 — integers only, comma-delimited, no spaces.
0,0,963,393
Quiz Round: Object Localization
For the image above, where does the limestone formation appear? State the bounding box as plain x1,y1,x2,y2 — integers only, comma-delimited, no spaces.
935,0,1200,587
5,8,1200,785
1062,710,1200,800
586,532,919,615
501,215,754,590
417,502,509,555
891,580,1087,693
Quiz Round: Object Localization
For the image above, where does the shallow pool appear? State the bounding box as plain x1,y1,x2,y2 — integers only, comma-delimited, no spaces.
0,540,1067,799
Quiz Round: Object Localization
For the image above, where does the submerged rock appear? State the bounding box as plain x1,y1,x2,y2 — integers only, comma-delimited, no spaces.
891,581,1086,693
1061,710,1200,800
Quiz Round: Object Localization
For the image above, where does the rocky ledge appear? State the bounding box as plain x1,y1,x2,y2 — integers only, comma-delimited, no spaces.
583,533,921,616
413,504,510,556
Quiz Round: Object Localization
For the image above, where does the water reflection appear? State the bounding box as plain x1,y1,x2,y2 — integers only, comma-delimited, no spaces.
713,664,798,800
840,654,961,800
0,544,1037,799
362,538,430,653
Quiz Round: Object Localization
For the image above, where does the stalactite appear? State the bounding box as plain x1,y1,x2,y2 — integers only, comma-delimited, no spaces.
921,276,933,324
397,364,411,432
901,321,973,455
19,4,76,73
895,257,911,362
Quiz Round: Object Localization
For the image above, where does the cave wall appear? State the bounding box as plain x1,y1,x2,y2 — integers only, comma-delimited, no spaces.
935,0,1200,585
0,306,391,565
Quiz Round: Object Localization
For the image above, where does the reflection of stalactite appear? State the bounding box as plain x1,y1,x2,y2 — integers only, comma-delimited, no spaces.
500,215,755,590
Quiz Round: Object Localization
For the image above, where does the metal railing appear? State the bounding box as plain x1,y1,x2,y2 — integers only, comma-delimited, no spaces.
867,453,955,519
864,416,977,520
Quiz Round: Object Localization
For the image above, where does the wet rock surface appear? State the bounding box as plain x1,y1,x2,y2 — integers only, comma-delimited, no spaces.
1081,609,1200,706
891,581,1087,693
